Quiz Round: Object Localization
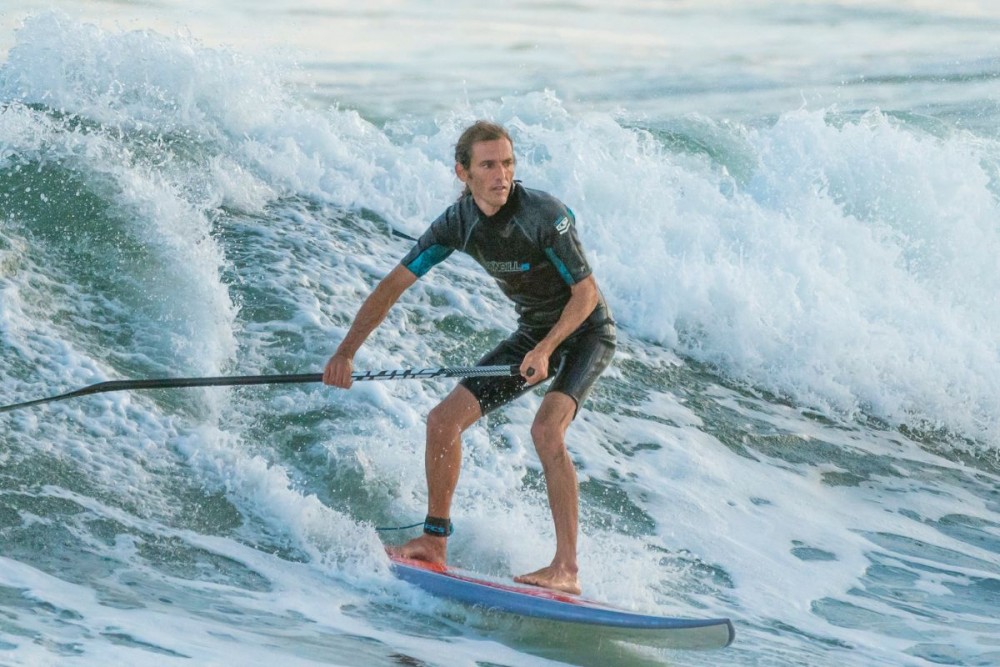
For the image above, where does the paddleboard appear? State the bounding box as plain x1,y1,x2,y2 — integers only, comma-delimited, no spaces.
388,553,735,650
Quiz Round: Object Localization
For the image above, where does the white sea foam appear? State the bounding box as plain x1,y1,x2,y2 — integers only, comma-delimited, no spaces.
11,13,1000,458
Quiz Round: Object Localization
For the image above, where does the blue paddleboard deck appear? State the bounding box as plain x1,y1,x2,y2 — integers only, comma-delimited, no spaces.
389,553,735,650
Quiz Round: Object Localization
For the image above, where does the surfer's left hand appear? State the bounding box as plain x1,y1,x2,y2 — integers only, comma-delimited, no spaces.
520,348,550,385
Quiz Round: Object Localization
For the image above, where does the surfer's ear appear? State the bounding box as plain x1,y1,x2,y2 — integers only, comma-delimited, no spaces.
455,163,473,199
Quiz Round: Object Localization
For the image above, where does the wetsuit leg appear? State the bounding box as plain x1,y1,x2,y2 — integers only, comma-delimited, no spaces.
460,322,616,417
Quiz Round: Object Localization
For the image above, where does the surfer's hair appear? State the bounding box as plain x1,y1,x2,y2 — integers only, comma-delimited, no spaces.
454,120,513,170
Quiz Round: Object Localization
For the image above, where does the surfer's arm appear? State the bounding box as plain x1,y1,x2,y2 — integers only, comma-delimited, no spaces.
520,275,599,384
323,264,418,388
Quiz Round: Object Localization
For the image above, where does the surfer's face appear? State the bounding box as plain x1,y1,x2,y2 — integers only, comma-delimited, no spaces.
457,138,515,216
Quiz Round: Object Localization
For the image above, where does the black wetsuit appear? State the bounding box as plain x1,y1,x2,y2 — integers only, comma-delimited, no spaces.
400,182,615,414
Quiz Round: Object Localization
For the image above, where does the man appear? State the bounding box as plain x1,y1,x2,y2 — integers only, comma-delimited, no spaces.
323,120,615,594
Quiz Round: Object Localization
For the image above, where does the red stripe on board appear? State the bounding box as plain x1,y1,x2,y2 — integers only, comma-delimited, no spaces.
388,554,603,607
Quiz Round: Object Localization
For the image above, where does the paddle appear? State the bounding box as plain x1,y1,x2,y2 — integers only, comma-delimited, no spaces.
0,364,520,414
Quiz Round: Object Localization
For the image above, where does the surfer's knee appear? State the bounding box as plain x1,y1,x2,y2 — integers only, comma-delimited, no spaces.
427,386,481,438
531,396,573,457
426,402,457,438
530,418,569,466
530,418,557,446
427,402,467,439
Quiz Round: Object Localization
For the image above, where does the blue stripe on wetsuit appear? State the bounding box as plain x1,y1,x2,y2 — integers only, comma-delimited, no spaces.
406,244,453,277
544,247,576,285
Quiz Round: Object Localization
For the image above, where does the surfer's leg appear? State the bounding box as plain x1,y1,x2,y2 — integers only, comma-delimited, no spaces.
515,391,581,595
425,385,482,519
390,385,481,563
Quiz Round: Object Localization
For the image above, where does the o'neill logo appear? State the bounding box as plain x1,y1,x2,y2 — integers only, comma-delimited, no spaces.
484,260,531,273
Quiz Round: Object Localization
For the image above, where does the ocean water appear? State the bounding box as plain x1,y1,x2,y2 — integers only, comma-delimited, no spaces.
1,2,999,666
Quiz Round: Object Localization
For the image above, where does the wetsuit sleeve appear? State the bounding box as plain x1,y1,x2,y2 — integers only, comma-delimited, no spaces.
541,207,592,285
400,206,461,277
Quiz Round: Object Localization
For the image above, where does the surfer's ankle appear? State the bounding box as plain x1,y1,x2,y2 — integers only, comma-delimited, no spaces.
554,559,578,575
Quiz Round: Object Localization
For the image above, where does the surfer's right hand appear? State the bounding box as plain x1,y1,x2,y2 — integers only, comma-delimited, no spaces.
323,353,354,388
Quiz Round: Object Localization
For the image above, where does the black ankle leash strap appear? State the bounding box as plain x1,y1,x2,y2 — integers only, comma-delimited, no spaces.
423,515,454,537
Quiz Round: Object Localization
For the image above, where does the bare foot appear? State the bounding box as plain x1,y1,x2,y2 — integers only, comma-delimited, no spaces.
386,533,447,564
514,564,581,595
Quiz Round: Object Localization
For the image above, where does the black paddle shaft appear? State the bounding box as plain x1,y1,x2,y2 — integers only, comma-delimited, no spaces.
0,364,520,414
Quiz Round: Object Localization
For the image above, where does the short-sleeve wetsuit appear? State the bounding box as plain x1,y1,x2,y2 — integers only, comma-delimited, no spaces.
400,182,616,415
